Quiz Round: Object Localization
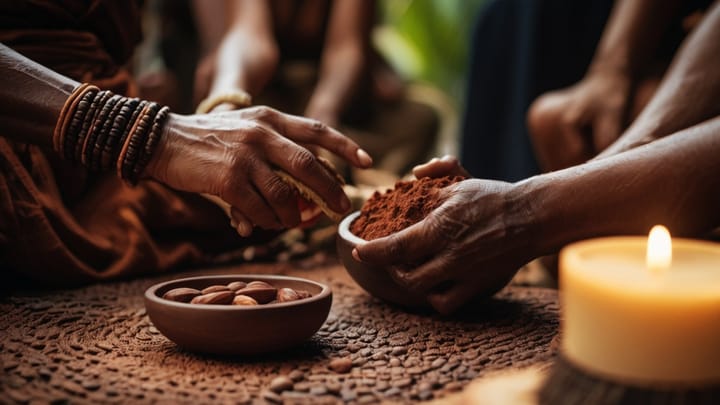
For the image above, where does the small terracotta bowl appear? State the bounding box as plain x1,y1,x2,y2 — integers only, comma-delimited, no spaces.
336,211,427,308
144,274,332,355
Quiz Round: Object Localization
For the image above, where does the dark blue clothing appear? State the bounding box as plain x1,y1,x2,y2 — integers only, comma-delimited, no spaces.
460,0,613,181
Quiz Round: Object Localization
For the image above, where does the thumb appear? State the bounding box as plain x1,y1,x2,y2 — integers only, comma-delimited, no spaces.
413,155,470,179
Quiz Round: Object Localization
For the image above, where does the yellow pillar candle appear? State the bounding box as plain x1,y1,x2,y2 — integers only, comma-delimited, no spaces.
560,226,720,385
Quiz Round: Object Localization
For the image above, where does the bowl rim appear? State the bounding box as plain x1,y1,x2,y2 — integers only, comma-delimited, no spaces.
144,274,331,311
338,211,367,245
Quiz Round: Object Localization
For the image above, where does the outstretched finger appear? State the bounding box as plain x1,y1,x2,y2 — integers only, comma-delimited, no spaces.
262,133,350,215
250,163,301,229
247,106,373,169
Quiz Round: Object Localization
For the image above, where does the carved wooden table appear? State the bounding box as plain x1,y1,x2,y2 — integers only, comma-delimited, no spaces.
1,261,559,404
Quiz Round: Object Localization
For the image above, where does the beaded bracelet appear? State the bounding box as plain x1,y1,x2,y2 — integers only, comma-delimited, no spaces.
52,84,171,185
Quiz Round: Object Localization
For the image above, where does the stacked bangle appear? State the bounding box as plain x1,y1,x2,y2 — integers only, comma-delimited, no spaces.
52,84,171,185
195,90,252,114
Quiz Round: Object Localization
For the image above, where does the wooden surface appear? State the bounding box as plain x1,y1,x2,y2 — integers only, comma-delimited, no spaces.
0,261,559,404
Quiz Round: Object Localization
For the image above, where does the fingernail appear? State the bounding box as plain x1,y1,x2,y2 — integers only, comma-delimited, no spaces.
237,221,252,237
356,149,373,167
230,218,238,228
352,248,362,262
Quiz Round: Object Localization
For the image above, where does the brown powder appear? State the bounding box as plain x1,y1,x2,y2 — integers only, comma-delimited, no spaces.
351,176,465,240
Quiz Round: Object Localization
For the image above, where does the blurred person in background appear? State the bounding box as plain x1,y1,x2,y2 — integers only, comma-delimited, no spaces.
158,0,439,183
460,0,713,180
0,0,371,284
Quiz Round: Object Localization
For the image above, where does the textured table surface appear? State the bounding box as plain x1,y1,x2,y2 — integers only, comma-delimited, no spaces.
0,261,559,404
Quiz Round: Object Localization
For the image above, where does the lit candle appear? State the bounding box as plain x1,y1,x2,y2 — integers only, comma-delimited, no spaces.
560,226,720,385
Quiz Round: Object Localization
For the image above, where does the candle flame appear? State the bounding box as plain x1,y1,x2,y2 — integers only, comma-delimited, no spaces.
647,225,672,272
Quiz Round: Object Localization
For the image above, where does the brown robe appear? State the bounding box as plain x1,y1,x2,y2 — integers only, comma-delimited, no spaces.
0,0,245,285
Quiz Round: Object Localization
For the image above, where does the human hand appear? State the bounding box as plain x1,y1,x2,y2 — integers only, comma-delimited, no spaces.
144,106,373,236
353,178,533,315
194,29,279,110
412,155,471,179
528,70,632,171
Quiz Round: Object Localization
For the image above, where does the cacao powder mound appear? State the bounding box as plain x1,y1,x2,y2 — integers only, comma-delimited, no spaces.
351,176,464,240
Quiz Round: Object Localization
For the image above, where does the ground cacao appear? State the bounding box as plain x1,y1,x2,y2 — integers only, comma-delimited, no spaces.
351,176,464,240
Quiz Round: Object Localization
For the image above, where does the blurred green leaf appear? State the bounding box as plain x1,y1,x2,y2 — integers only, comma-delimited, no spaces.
376,0,486,107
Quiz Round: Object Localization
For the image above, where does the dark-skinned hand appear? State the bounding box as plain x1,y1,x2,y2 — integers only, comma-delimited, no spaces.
144,106,373,236
529,70,632,171
353,156,532,314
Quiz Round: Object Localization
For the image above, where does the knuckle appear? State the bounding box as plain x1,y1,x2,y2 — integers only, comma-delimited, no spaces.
244,123,270,143
403,275,427,293
230,154,255,174
390,267,413,288
289,149,317,173
264,176,295,204
309,119,326,132
323,178,343,201
253,106,275,119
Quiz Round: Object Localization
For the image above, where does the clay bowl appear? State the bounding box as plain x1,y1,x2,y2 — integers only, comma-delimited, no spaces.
144,274,332,355
337,211,427,308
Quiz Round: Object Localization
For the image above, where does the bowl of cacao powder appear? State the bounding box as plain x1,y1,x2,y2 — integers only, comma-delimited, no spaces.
144,274,331,355
337,176,465,308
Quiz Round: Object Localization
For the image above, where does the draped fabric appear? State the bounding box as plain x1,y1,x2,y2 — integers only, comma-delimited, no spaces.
0,0,247,285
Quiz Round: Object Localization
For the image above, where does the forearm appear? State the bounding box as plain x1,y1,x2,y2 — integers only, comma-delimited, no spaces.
590,0,683,77
0,43,77,148
308,47,365,118
522,115,720,256
191,0,229,55
600,1,720,157
203,0,277,98
307,0,372,119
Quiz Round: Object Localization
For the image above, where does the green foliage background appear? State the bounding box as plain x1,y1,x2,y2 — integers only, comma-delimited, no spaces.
376,0,487,107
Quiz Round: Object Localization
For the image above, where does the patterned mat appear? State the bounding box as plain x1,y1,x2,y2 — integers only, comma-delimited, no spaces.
1,261,559,404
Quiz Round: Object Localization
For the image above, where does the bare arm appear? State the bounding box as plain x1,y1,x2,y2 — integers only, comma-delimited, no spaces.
0,43,76,147
194,0,278,103
589,0,683,77
0,43,372,235
529,115,720,256
527,0,685,170
304,0,373,126
600,0,720,157
355,115,720,314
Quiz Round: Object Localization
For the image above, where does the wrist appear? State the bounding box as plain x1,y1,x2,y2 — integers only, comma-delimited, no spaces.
511,173,573,257
504,179,544,259
53,83,170,184
588,35,654,81
587,57,636,81
141,112,182,184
